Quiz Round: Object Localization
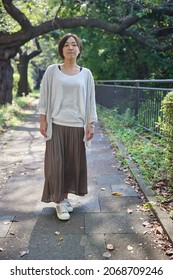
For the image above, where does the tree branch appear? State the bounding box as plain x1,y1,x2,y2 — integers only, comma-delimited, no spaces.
42,16,142,36
54,0,64,18
28,49,42,60
124,29,173,51
115,15,143,32
28,38,42,60
2,0,31,30
34,38,41,52
34,17,173,51
124,0,173,16
1,15,173,57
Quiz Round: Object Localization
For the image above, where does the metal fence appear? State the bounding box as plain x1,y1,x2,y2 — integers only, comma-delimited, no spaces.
95,80,173,135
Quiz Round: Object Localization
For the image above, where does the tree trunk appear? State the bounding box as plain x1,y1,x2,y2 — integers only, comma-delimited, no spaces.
17,54,29,96
34,68,45,89
17,41,42,96
0,59,13,105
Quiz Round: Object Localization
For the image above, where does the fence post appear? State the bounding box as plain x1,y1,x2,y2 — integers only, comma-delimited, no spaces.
135,82,140,117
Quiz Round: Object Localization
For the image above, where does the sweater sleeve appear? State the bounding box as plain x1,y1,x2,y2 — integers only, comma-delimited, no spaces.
37,65,54,141
87,70,98,123
37,67,50,115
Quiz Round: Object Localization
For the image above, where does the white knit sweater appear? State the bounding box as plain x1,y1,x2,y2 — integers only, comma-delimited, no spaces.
38,64,97,141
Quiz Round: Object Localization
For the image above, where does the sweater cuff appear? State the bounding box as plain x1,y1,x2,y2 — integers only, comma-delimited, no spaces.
37,108,46,115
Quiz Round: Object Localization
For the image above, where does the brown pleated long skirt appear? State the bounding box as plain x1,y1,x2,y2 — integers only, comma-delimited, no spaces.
41,123,87,203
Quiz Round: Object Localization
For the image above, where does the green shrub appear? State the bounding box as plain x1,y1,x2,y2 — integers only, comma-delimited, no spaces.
97,104,168,184
122,108,136,127
160,91,173,183
13,73,20,95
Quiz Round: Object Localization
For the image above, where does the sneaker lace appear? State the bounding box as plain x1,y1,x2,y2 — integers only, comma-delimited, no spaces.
60,204,68,214
64,200,71,207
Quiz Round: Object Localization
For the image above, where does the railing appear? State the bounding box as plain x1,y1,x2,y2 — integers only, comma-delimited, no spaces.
95,80,173,135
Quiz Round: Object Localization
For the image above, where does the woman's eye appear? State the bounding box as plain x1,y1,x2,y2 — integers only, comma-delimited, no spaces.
64,44,77,47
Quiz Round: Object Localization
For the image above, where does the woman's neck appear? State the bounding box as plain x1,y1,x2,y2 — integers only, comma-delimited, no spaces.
62,60,78,69
60,60,80,75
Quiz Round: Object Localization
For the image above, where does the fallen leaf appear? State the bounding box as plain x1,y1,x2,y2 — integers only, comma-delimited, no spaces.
58,236,64,241
102,251,111,258
123,168,129,173
156,226,163,235
140,206,150,212
21,172,27,175
127,208,133,214
20,250,29,257
127,245,133,251
11,219,19,223
111,192,122,196
157,240,165,245
106,243,114,251
55,231,64,241
143,221,153,228
166,249,173,256
124,179,131,185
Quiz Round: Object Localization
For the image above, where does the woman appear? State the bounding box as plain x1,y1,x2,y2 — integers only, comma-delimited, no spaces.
38,33,97,220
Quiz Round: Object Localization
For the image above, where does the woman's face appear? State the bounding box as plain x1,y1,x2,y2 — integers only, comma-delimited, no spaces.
62,36,80,60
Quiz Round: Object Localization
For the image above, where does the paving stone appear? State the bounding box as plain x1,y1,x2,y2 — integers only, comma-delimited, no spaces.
88,159,116,174
111,184,139,196
70,196,100,213
34,209,85,235
24,234,86,260
82,234,106,260
87,184,112,197
104,233,168,260
24,227,106,260
99,196,143,213
0,235,31,260
85,212,148,234
23,212,85,260
96,174,127,185
0,216,15,237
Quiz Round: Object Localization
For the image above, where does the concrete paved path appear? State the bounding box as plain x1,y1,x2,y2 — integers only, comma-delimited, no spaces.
0,106,170,260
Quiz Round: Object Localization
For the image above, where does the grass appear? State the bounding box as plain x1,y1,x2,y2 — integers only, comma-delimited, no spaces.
97,105,173,214
0,91,39,135
97,104,170,186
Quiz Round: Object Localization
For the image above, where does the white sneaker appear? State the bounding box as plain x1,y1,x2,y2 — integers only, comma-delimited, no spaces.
56,203,70,220
62,199,73,213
